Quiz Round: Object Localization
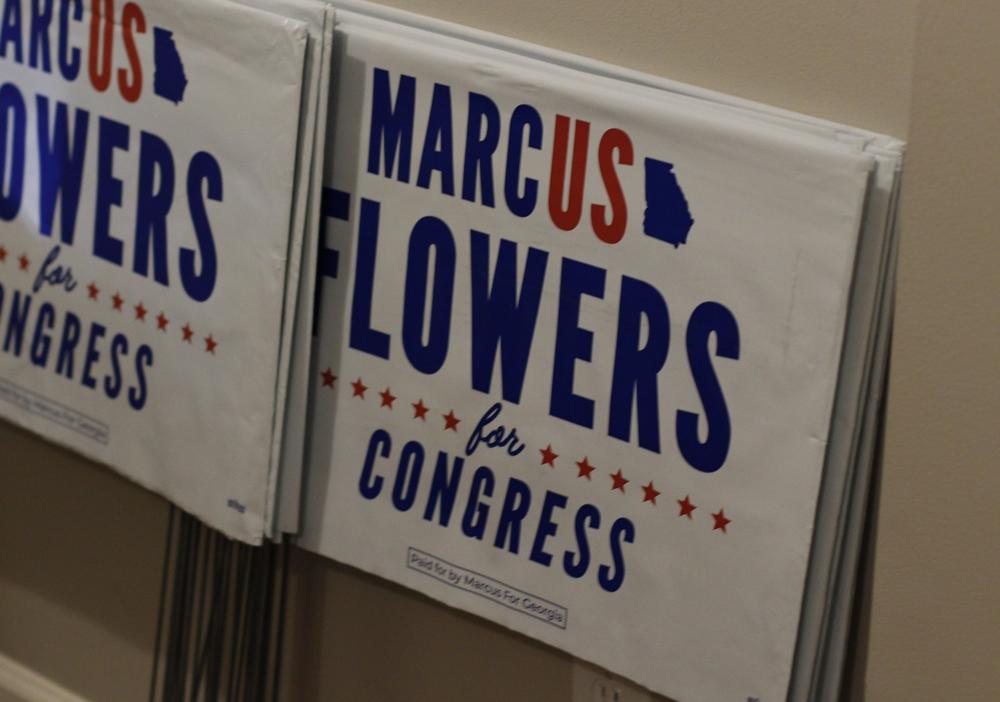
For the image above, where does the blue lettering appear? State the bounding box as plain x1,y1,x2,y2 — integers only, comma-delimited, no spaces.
461,92,499,206
464,402,526,458
0,0,23,62
3,290,31,355
608,276,669,453
32,245,76,294
29,301,54,366
315,187,347,335
421,451,464,526
598,517,634,593
367,67,414,182
105,333,126,399
36,95,88,243
470,230,547,403
493,476,531,553
391,440,424,512
318,186,347,279
504,104,542,217
0,82,26,221
54,309,79,378
180,152,220,302
350,198,391,359
402,216,455,374
529,490,567,567
81,321,105,389
359,428,391,500
563,503,600,579
57,0,81,81
29,0,52,72
461,465,494,540
133,131,174,286
677,301,740,473
550,257,605,428
92,116,129,265
128,344,153,410
416,82,454,195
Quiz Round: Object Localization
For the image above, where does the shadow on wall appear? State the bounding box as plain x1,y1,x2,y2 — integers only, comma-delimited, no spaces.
0,418,575,702
0,414,882,702
0,419,168,701
282,548,575,701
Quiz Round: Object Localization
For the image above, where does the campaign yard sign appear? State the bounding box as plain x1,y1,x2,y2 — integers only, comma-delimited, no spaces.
301,6,903,702
0,0,310,542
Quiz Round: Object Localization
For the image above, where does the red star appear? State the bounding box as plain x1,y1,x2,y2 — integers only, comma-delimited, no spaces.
576,456,596,480
111,292,124,311
610,469,629,493
87,282,99,300
181,323,194,343
351,378,367,398
204,335,217,354
0,246,7,262
134,302,147,321
320,368,337,388
18,254,29,271
156,312,169,331
539,444,558,467
379,387,396,408
412,399,429,420
712,509,731,533
677,495,697,519
443,410,460,431
641,481,661,505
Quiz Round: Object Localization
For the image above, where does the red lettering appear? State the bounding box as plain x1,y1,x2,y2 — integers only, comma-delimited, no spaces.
118,3,145,102
591,128,634,244
88,0,114,93
547,115,590,231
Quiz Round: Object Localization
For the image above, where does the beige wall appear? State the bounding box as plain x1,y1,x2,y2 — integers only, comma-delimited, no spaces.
866,1,1000,698
1,0,998,700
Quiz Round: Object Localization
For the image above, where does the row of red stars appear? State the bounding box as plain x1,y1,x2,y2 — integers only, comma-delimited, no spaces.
0,246,218,355
320,370,732,533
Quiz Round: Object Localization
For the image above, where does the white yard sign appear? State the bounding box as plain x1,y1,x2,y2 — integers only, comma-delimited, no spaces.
300,8,894,701
0,0,309,542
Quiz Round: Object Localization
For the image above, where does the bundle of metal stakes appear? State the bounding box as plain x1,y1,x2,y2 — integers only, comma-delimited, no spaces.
149,507,291,702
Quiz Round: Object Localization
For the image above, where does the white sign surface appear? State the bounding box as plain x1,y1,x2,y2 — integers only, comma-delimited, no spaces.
302,10,877,701
0,0,308,542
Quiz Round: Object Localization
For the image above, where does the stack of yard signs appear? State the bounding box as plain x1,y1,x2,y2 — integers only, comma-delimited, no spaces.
298,3,903,701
